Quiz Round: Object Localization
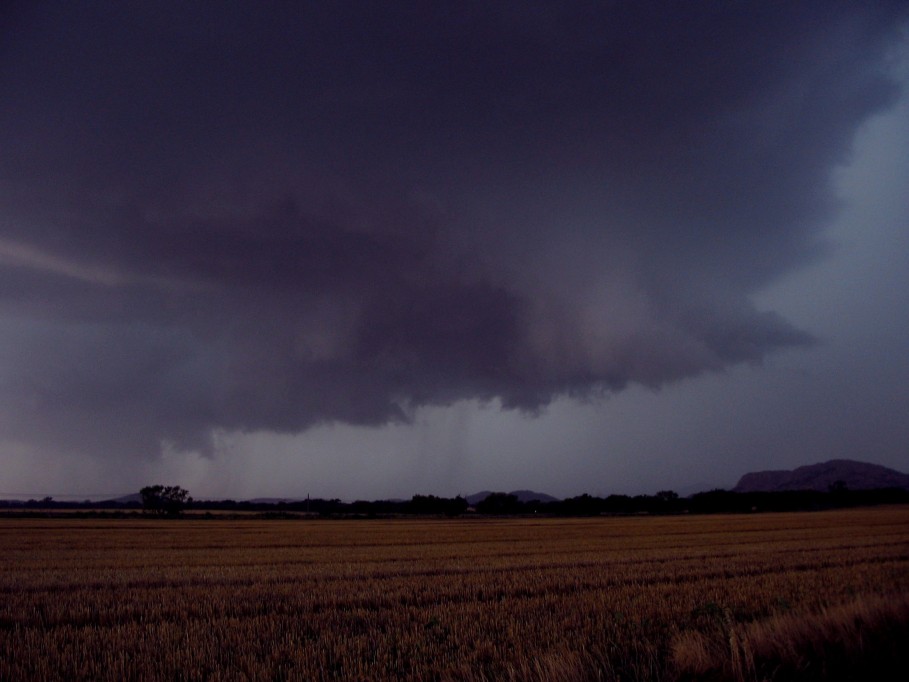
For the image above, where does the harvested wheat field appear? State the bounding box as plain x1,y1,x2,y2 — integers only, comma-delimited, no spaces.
2,507,908,681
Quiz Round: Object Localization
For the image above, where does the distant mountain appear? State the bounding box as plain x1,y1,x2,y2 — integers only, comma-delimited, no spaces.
466,490,560,505
247,498,303,504
103,493,142,504
733,459,909,493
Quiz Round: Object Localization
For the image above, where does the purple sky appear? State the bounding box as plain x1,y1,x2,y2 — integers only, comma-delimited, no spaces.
1,2,908,500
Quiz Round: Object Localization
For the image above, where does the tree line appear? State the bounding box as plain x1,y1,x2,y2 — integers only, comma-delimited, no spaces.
3,484,908,517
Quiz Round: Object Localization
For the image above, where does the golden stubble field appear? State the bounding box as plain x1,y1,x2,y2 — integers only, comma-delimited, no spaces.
2,507,908,681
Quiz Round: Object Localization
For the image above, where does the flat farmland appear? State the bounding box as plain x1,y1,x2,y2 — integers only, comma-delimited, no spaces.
2,508,908,681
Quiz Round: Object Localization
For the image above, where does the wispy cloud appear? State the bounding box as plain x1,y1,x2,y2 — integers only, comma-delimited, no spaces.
0,238,125,286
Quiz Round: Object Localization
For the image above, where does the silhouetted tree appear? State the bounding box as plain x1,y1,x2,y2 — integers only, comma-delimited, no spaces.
140,485,191,516
559,494,604,516
409,495,469,516
476,492,521,515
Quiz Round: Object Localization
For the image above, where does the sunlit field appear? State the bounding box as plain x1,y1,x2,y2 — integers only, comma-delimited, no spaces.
2,508,908,681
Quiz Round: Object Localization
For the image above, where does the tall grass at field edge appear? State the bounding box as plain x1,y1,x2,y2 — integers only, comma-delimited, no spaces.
671,593,909,681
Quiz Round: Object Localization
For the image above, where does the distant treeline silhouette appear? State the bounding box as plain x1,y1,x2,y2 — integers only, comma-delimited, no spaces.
2,485,908,517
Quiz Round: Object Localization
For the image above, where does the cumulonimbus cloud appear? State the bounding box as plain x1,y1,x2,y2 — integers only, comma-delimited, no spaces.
0,1,906,459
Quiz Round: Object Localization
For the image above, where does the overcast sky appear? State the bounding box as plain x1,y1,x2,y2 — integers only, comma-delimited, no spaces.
2,2,908,501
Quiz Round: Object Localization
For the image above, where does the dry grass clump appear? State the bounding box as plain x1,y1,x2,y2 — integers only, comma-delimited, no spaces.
1,507,908,681
671,593,909,681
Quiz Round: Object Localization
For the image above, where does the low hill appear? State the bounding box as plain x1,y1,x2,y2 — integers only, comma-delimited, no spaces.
733,459,909,493
466,490,559,505
103,493,142,504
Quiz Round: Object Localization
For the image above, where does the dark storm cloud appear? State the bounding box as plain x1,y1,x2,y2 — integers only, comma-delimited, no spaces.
1,2,906,458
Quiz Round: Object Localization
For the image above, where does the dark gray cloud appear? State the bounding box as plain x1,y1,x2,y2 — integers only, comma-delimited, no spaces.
1,1,906,461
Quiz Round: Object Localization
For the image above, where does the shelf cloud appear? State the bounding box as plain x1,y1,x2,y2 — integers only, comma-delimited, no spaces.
1,2,907,465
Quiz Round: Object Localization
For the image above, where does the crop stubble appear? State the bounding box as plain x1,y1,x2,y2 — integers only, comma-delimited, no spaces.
1,507,908,680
